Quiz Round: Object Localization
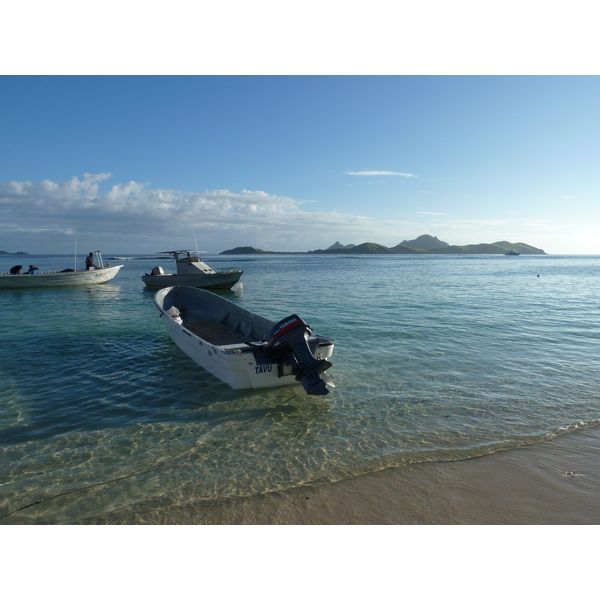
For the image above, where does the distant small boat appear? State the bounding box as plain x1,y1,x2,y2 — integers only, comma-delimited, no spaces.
0,252,122,289
505,250,520,256
142,250,244,289
154,285,335,395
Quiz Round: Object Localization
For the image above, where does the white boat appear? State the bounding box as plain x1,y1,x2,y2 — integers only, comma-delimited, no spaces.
0,252,123,289
154,286,335,395
142,251,244,289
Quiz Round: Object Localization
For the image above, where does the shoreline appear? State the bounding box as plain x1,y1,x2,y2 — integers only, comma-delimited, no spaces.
92,425,600,525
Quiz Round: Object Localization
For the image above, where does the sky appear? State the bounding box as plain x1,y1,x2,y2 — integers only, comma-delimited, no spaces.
2,8,600,255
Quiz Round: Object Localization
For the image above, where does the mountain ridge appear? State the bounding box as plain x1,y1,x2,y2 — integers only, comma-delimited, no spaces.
400,234,449,250
221,238,547,255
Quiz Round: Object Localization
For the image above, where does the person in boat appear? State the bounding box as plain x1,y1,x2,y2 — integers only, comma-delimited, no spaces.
85,253,96,270
9,265,22,275
25,265,40,274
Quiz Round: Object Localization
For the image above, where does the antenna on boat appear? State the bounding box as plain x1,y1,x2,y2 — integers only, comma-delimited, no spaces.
193,230,200,260
74,242,77,272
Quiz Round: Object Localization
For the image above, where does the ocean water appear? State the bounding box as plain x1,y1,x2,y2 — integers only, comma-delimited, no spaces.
1,252,599,524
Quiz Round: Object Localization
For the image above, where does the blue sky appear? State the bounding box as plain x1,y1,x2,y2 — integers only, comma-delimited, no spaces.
2,75,600,254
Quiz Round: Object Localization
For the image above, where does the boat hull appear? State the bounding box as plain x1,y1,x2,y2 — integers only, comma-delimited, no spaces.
142,271,243,289
154,286,334,391
0,265,123,289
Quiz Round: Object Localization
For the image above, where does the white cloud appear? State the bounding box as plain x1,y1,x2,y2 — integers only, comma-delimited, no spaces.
0,174,414,253
346,171,417,178
2,175,598,255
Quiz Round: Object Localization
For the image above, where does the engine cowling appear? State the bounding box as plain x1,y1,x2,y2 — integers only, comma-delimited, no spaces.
266,314,332,395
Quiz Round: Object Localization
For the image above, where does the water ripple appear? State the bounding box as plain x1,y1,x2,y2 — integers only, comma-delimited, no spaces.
2,254,600,522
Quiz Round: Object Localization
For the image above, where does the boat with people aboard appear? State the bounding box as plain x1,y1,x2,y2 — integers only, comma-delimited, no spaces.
142,250,244,289
0,251,123,289
505,250,520,255
154,285,335,395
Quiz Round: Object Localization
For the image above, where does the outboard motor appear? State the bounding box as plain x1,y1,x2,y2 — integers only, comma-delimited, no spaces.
267,315,332,395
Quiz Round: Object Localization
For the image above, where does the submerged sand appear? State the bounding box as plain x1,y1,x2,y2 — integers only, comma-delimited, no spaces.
91,426,600,525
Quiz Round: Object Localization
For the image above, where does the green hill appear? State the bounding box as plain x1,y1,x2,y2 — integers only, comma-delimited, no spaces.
220,246,268,254
399,234,449,250
317,242,392,254
434,241,544,255
389,244,428,254
220,246,305,255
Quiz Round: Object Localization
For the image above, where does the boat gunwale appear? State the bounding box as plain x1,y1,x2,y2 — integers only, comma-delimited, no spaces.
154,285,274,343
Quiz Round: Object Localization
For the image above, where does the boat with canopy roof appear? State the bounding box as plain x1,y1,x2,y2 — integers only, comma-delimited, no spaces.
142,251,244,290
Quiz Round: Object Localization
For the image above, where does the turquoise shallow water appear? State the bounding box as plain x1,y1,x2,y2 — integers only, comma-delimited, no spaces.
1,252,599,523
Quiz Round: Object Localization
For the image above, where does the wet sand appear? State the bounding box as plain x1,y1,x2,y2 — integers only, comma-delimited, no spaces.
92,426,600,525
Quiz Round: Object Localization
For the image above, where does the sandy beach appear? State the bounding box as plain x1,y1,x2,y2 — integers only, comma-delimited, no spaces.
90,425,600,525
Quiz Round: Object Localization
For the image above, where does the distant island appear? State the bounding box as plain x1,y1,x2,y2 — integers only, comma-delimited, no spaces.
220,246,306,255
220,235,546,255
0,250,29,255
